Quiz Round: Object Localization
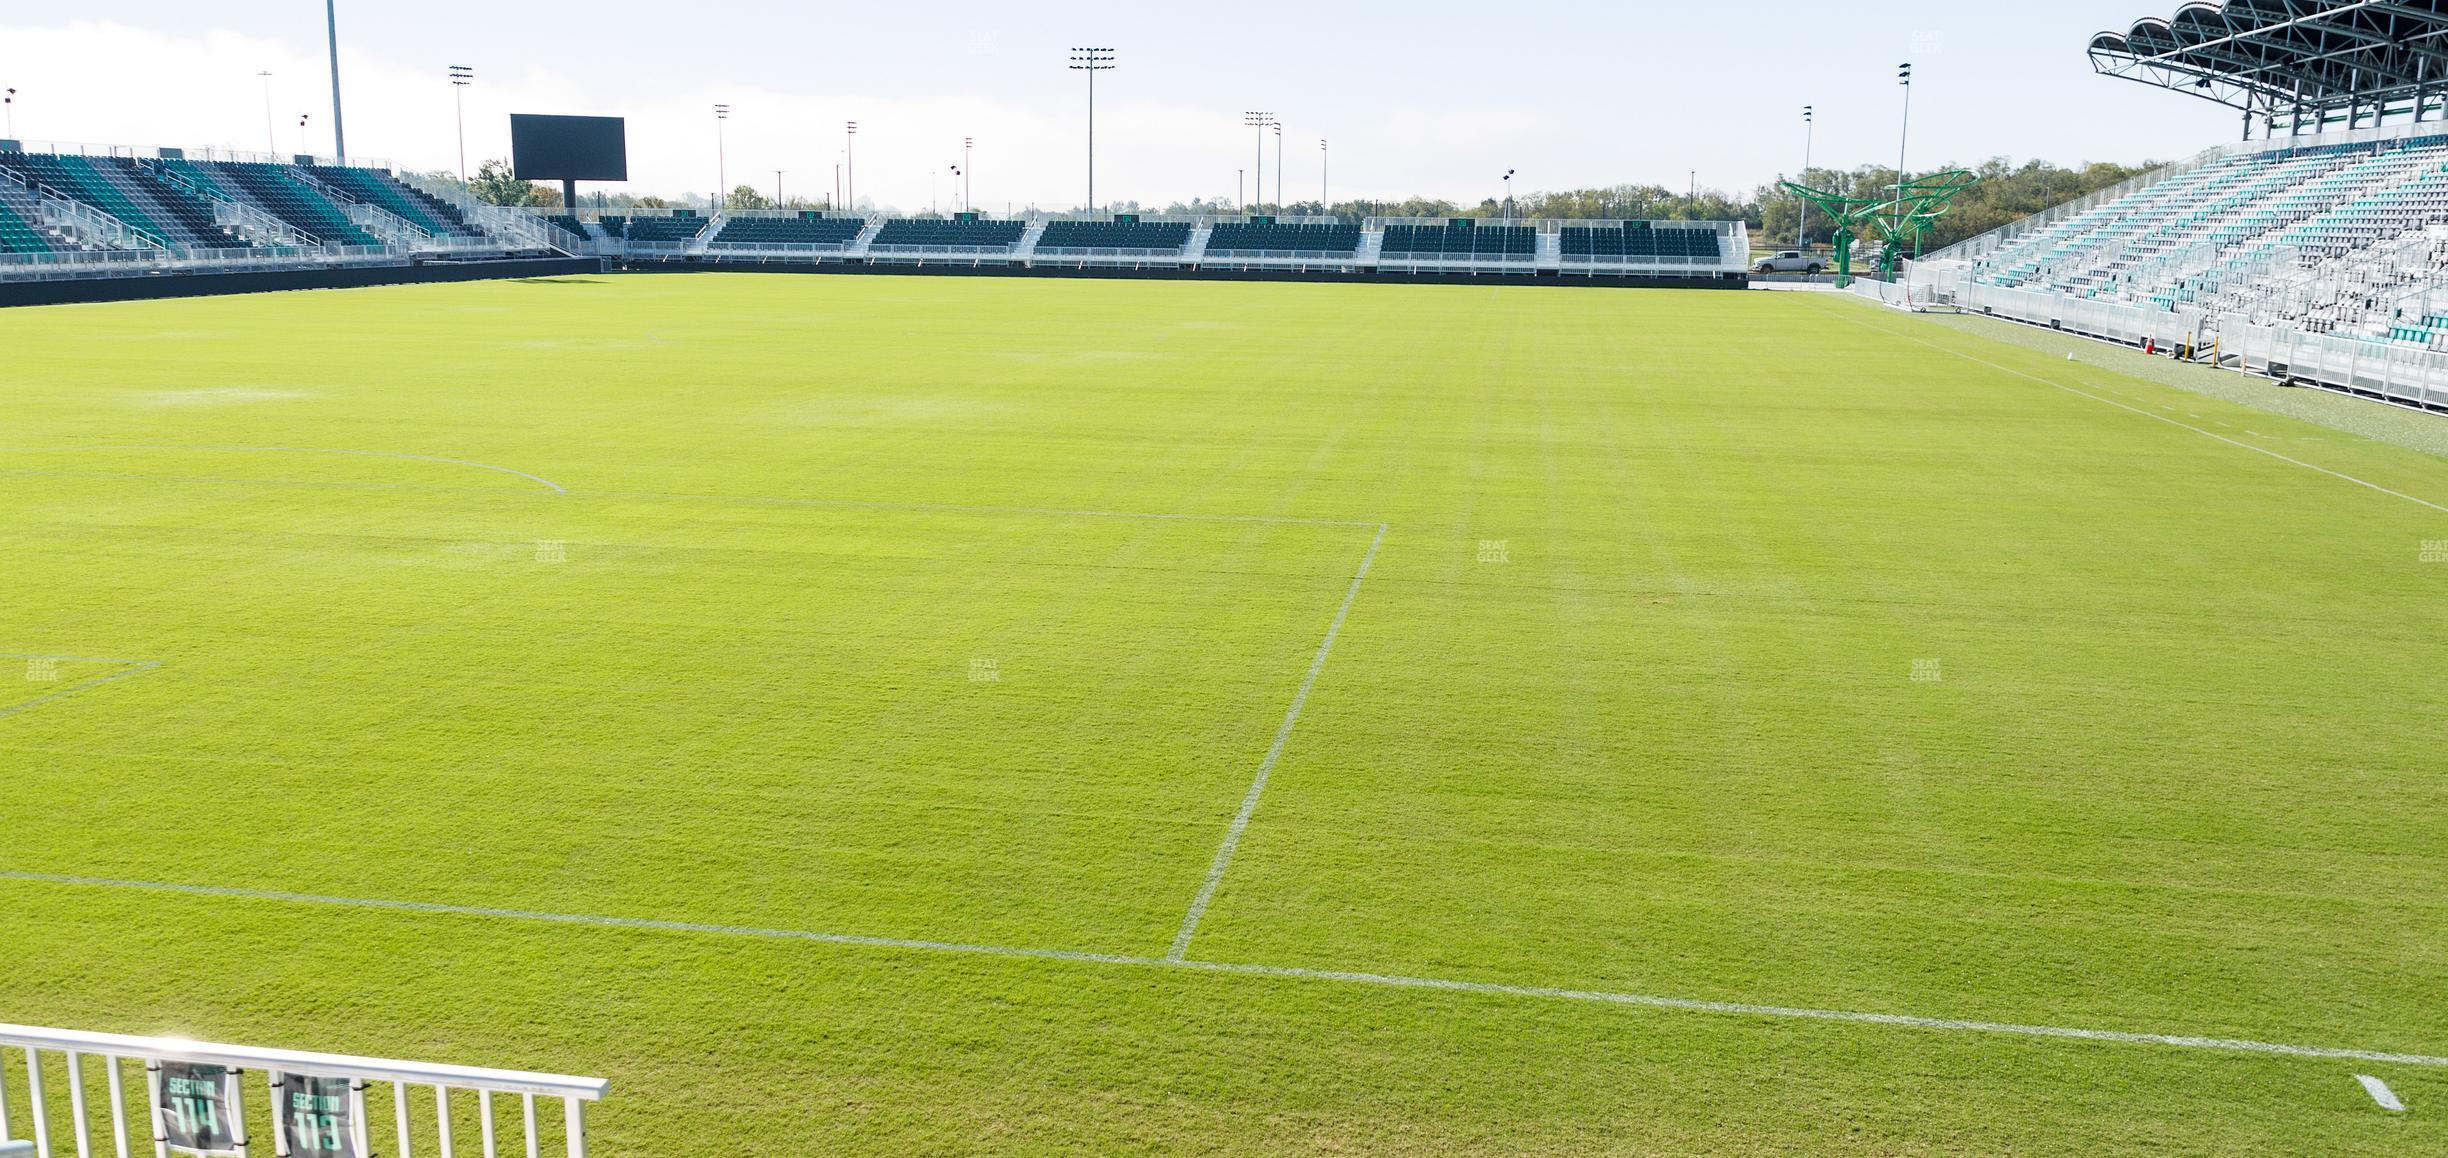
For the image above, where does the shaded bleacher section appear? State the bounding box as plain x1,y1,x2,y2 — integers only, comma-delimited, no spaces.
1560,223,1723,263
202,162,381,247
0,151,246,251
1378,222,1535,261
1036,220,1191,252
305,165,482,238
709,213,866,249
871,217,1025,251
1203,221,1361,256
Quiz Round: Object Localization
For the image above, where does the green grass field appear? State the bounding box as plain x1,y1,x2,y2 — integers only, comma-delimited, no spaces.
4,274,2446,1153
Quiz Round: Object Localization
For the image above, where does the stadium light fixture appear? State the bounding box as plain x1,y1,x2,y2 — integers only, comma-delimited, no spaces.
715,104,732,215
448,66,475,185
1800,105,1814,249
845,120,858,213
1243,111,1271,213
963,136,973,214
1069,49,1115,213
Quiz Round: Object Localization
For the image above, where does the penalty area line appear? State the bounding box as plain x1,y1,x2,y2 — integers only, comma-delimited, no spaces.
0,657,163,720
1168,521,1389,962
6,869,2447,1070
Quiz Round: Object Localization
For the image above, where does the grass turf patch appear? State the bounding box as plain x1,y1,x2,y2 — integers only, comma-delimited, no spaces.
1,276,2444,1152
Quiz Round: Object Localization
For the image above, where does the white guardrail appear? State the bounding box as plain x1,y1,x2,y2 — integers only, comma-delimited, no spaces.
0,1024,606,1158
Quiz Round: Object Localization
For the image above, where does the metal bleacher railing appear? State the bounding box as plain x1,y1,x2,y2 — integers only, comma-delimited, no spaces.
0,1022,607,1158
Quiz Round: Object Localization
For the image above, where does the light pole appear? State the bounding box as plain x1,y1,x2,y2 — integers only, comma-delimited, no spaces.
1244,111,1270,213
776,170,786,207
949,166,963,215
1237,169,1244,212
254,73,277,154
297,113,311,158
1069,49,1114,213
845,120,858,212
1799,104,1814,248
1502,169,1515,223
963,136,973,213
1689,170,1697,219
714,104,731,213
323,0,346,161
1320,138,1328,216
448,66,473,184
1896,63,1914,243
1271,120,1283,213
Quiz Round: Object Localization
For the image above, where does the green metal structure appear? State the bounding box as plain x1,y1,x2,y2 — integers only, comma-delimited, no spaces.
1780,169,1976,287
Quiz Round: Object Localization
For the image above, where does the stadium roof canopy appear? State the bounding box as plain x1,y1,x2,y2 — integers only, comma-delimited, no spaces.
2090,1,2448,135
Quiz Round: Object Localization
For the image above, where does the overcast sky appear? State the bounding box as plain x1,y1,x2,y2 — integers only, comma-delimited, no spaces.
0,2,2237,212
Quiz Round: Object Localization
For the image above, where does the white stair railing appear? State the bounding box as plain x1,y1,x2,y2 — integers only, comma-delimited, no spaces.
0,1023,607,1158
390,172,580,254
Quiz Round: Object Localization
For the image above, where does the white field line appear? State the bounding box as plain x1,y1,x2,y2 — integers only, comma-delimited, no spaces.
1169,521,1389,961
0,656,162,720
7,869,2446,1070
0,446,567,494
569,488,1386,529
2357,1074,2409,1111
1823,306,2448,516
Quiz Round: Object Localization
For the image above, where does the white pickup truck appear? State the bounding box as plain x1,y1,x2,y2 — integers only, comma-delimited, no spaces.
1753,250,1826,275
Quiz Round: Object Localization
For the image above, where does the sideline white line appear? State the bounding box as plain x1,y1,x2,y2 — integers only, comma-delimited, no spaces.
0,446,567,494
1168,521,1389,961
7,869,2446,1069
0,657,162,720
1823,305,2448,515
2357,1074,2409,1111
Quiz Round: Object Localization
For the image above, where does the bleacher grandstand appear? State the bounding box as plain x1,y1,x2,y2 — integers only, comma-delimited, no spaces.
1204,220,1362,258
709,212,868,251
1907,1,2448,410
1561,222,1726,265
621,213,710,245
1035,219,1193,254
1378,221,1535,263
870,217,1026,253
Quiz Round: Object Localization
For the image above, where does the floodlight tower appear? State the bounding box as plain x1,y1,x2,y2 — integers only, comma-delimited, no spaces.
1244,111,1271,212
1799,105,1813,247
845,120,858,212
714,104,731,213
1070,49,1114,212
1895,63,1914,237
963,136,973,213
448,66,474,184
1272,119,1283,211
1319,138,1328,215
257,73,277,154
323,0,347,160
